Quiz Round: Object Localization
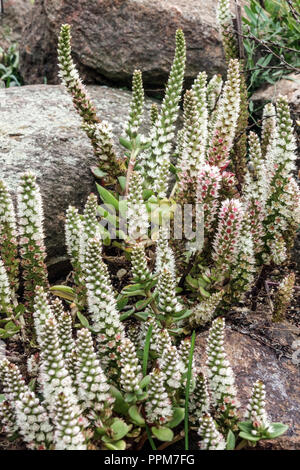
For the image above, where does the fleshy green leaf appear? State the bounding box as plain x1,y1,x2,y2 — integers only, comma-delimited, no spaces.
226,429,236,450
104,439,126,450
50,285,76,302
128,405,145,426
96,183,119,211
152,426,174,442
166,408,185,429
267,423,289,439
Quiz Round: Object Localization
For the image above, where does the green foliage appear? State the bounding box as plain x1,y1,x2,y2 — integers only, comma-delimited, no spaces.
0,44,22,88
242,0,300,93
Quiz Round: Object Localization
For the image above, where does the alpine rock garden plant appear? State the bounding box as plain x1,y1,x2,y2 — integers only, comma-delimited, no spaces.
0,0,297,451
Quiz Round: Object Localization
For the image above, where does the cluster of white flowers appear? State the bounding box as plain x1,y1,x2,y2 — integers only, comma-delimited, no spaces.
0,400,18,436
207,59,240,168
190,290,224,327
145,369,173,425
83,237,124,361
141,29,186,197
155,226,176,276
245,380,271,435
0,258,12,314
189,371,210,424
207,74,223,115
124,69,145,139
51,298,76,377
155,268,182,316
0,180,19,291
196,164,222,234
130,243,151,282
206,318,239,420
15,391,53,450
118,337,143,394
127,171,149,241
75,328,114,412
158,344,182,391
216,0,238,61
198,414,226,450
65,206,82,268
212,198,244,277
53,392,86,450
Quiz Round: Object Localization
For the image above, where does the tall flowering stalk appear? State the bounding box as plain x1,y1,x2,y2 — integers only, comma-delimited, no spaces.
53,392,86,450
83,238,124,364
217,0,238,61
142,29,186,196
196,164,222,235
0,258,13,315
17,172,48,307
57,24,98,125
244,380,273,438
124,69,145,139
189,371,210,424
206,318,239,430
118,337,143,394
272,272,295,323
189,290,224,327
127,171,148,241
75,328,114,414
145,369,173,425
198,414,226,450
262,95,298,264
261,102,277,159
212,199,244,279
207,59,240,170
0,181,19,293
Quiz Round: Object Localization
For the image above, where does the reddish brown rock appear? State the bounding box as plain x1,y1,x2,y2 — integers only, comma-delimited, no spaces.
195,327,300,450
19,0,247,88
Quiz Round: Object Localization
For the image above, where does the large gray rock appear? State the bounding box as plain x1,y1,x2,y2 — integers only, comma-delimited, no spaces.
195,326,300,450
0,84,155,278
20,0,248,88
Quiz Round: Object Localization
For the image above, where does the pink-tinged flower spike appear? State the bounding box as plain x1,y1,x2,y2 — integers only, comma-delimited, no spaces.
0,258,13,316
145,369,173,425
217,0,238,61
207,74,223,115
127,172,149,241
207,59,240,169
17,172,48,306
198,413,226,450
124,69,145,139
0,180,19,293
53,392,86,450
15,390,53,450
196,164,222,235
189,371,210,424
38,316,75,409
244,380,271,436
206,318,239,430
261,102,277,159
189,290,224,328
75,328,114,415
158,344,182,392
145,29,186,196
83,238,124,364
229,214,256,302
272,272,295,323
57,24,98,125
0,401,18,437
262,96,297,264
284,177,300,252
212,198,244,279
51,298,76,378
118,337,143,395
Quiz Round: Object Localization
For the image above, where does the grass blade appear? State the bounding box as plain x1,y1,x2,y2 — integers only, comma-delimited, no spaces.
184,330,196,450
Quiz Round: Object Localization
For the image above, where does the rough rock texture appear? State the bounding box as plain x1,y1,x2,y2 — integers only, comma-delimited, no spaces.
20,0,247,88
0,84,155,278
0,0,33,49
195,326,300,450
252,74,300,116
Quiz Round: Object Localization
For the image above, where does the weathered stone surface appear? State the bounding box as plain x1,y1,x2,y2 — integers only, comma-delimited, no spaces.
20,0,247,88
195,327,300,450
0,84,155,277
252,74,300,117
0,0,33,49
